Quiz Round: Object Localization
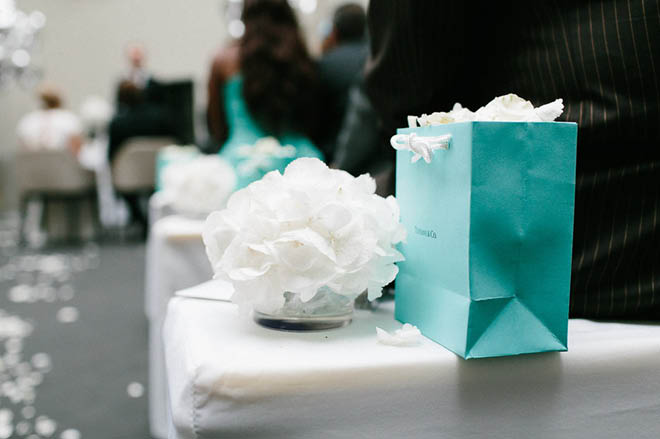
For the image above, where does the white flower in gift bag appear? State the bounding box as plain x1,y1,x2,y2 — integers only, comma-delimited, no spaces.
161,155,237,216
413,93,564,128
202,157,406,330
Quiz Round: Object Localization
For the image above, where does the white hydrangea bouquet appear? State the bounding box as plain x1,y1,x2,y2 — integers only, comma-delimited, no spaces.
235,136,297,176
161,155,237,216
202,158,406,327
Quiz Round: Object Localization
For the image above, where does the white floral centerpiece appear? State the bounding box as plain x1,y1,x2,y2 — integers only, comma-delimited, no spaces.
79,95,113,134
161,155,237,216
235,136,297,176
202,158,406,328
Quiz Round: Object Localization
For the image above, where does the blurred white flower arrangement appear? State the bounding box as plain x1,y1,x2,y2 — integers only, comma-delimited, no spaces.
235,136,297,176
414,93,564,126
79,95,113,134
161,155,237,216
202,157,406,313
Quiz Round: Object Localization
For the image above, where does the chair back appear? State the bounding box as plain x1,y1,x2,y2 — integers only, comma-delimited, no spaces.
112,137,175,193
16,149,95,199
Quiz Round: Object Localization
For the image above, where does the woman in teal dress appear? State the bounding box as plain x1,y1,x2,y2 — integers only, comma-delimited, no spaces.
207,0,323,190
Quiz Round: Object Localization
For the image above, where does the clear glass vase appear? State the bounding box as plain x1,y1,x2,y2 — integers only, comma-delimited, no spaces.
253,287,354,331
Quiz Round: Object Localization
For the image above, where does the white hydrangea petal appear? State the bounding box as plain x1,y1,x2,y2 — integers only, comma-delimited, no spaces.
376,324,422,346
367,282,383,301
333,220,377,268
299,287,320,303
314,203,353,234
279,228,337,263
535,98,564,121
353,174,377,195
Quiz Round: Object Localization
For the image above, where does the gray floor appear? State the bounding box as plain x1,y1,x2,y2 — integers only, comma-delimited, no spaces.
0,216,151,438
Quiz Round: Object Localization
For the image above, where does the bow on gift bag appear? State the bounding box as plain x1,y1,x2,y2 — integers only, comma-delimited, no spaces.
390,132,451,164
391,96,577,359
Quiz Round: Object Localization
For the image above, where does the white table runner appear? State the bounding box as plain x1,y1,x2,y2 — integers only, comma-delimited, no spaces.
144,215,213,439
163,289,660,439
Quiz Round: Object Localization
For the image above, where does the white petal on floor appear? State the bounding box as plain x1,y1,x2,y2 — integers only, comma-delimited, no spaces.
35,415,57,437
15,420,30,435
0,426,12,439
56,307,79,323
0,409,12,439
31,353,52,372
0,313,33,339
126,382,144,398
60,428,81,439
8,284,34,303
5,337,22,354
21,406,36,419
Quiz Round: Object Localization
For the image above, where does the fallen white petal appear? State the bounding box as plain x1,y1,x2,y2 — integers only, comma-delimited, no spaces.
376,323,422,346
126,381,144,398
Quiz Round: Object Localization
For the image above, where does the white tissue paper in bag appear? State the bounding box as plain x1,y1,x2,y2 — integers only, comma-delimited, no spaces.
414,94,564,126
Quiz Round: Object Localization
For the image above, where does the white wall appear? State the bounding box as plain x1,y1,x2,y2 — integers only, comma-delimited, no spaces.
0,0,368,209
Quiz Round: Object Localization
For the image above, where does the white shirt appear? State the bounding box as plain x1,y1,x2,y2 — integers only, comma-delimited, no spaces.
17,109,83,152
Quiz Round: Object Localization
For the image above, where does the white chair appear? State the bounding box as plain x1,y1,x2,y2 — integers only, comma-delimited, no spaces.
111,137,175,237
112,137,175,193
16,149,97,243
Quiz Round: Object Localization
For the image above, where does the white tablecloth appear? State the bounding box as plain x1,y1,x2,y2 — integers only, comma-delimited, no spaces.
149,192,179,228
164,287,660,439
145,215,213,439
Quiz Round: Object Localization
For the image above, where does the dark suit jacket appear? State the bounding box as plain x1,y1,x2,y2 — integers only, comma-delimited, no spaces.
365,0,660,319
108,79,194,162
318,40,369,161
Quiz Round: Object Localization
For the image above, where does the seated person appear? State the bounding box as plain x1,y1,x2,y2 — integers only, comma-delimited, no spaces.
206,0,323,189
17,84,83,156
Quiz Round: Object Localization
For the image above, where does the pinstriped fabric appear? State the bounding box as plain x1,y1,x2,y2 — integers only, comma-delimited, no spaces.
589,2,609,128
601,2,621,130
650,166,658,308
554,0,580,122
614,0,636,132
570,159,660,319
626,0,649,135
641,1,660,116
365,0,660,319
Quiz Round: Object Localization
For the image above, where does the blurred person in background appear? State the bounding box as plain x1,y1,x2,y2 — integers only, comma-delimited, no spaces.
206,0,323,188
109,43,172,163
330,78,388,194
317,3,368,162
107,79,172,236
121,43,151,92
107,79,171,163
17,84,84,157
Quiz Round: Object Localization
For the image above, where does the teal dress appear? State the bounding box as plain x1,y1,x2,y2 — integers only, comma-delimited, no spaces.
219,76,323,189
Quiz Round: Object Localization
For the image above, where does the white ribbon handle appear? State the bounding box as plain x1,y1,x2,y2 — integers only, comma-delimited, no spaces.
390,132,451,164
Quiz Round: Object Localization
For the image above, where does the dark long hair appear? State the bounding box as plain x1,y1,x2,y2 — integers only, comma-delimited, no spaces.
239,0,319,138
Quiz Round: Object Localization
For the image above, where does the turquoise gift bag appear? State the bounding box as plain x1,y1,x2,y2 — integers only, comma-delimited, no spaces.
392,122,577,359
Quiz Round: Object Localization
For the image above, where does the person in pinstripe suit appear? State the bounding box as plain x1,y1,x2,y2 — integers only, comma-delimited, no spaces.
364,0,660,319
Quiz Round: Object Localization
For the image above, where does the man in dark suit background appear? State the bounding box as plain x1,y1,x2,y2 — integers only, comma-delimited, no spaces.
364,0,660,319
317,3,369,162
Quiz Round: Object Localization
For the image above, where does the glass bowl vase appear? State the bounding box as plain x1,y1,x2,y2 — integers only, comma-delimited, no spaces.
253,287,354,331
